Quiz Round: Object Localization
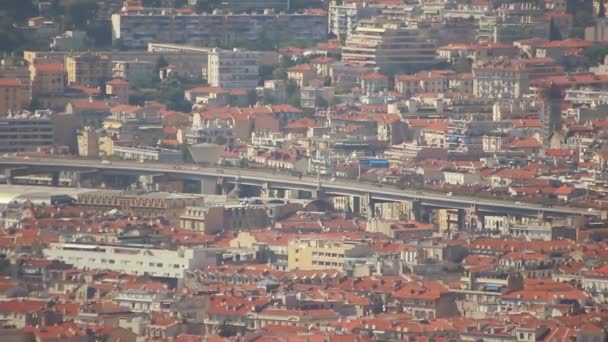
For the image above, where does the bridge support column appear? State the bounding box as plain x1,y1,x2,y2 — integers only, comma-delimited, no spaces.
311,186,324,200
411,199,422,221
200,177,218,195
4,167,30,185
465,204,482,232
51,172,60,187
261,182,272,199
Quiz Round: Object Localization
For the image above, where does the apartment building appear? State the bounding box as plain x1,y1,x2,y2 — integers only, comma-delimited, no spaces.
207,49,259,90
65,54,111,87
287,238,372,271
43,243,216,279
328,0,379,37
341,19,437,72
472,58,564,98
77,126,100,157
0,78,28,115
112,60,155,84
0,111,54,152
111,9,327,49
76,190,204,226
24,50,207,78
29,63,65,97
210,0,290,12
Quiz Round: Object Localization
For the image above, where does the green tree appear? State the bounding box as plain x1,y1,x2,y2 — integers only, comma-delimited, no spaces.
272,66,288,80
452,58,472,73
217,321,238,337
549,18,563,41
174,0,188,7
584,46,608,66
195,0,220,13
4,0,38,22
335,83,357,95
61,0,98,30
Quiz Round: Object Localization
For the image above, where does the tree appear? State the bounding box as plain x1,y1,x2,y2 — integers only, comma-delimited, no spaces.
4,0,38,22
272,66,288,80
217,321,238,337
600,0,606,18
174,0,188,7
61,0,98,30
195,0,220,13
584,45,608,66
549,18,563,41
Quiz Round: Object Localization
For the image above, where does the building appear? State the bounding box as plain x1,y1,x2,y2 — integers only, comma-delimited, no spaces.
0,78,28,115
287,238,372,271
341,19,437,73
50,30,86,51
105,78,130,104
65,54,111,87
212,0,290,12
65,99,111,127
472,58,564,98
359,72,388,94
287,64,316,88
112,60,155,84
0,111,54,152
585,18,608,41
30,63,65,97
77,126,100,157
112,145,183,163
184,112,235,146
207,49,259,90
43,243,217,279
328,0,379,37
111,9,327,49
540,83,564,147
76,190,204,226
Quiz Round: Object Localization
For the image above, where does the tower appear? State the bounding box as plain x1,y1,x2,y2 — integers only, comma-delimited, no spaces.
540,82,563,148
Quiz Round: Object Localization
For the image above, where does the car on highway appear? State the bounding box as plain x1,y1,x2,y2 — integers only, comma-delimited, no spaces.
101,160,112,165
446,192,453,196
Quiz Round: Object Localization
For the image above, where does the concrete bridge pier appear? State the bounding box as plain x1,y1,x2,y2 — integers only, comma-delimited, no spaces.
4,167,30,185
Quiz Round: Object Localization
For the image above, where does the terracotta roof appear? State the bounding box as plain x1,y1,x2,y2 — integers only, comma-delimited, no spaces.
34,63,64,72
0,78,21,87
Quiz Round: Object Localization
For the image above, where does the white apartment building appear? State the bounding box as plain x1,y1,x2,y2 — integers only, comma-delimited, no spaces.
328,0,378,37
0,111,54,152
341,19,437,72
43,243,217,279
208,48,259,90
111,9,327,49
472,58,563,99
184,112,236,146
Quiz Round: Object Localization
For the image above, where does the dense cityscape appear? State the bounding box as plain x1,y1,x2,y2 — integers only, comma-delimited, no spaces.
2,0,608,341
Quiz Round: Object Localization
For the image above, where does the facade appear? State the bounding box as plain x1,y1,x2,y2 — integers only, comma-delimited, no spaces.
112,60,155,84
212,0,289,12
540,84,564,147
112,145,183,163
0,78,28,115
287,238,372,271
76,190,204,226
43,243,217,279
328,0,378,37
0,111,54,152
472,58,563,98
208,49,259,90
111,9,327,49
50,30,86,51
29,63,65,97
341,19,437,72
105,78,130,104
77,127,100,157
185,112,236,146
65,54,111,87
